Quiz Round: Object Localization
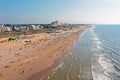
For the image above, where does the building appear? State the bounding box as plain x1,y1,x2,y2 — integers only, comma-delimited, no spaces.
0,25,12,33
39,25,44,29
48,21,62,28
4,26,12,32
19,26,28,32
29,25,40,30
12,26,20,32
0,25,3,33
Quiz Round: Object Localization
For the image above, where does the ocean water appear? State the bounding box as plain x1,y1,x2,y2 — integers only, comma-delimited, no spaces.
48,25,120,80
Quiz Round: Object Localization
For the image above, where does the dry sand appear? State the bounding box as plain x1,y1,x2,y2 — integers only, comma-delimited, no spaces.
0,27,86,80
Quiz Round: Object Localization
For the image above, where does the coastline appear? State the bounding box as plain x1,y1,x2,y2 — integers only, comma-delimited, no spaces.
0,27,86,80
28,27,86,80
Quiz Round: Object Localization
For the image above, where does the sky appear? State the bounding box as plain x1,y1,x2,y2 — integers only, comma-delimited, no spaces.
0,0,120,24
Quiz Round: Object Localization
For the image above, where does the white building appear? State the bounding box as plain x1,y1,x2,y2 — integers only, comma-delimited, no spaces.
29,25,35,30
4,27,12,32
13,26,20,31
0,25,12,33
29,25,40,30
39,25,44,29
48,21,62,28
19,26,28,32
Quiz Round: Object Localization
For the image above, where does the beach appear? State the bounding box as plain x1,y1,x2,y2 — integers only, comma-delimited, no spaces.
0,27,86,80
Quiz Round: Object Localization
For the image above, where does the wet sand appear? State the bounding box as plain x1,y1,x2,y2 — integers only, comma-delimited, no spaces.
0,27,86,80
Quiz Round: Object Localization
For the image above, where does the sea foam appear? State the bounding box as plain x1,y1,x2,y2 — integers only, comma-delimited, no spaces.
90,26,112,80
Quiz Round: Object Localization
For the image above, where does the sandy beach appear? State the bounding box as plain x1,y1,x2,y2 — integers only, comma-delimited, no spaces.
0,27,86,80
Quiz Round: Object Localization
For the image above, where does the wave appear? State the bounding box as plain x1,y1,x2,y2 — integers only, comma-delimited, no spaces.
98,54,120,79
98,55,114,71
90,26,113,80
48,25,120,80
90,26,103,51
53,60,64,71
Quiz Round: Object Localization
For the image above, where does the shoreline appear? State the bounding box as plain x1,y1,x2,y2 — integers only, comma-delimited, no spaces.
0,27,86,80
28,28,86,80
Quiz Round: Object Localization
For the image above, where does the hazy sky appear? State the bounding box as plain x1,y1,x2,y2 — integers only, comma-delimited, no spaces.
0,0,120,24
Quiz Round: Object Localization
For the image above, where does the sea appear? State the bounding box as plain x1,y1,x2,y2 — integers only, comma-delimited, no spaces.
48,25,120,80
